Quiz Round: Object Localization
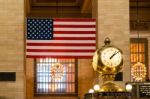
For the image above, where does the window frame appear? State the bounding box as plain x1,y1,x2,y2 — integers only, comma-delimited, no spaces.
130,38,148,81
34,58,78,96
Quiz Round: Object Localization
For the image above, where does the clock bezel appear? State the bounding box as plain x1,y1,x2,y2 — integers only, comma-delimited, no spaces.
99,45,123,69
100,46,123,68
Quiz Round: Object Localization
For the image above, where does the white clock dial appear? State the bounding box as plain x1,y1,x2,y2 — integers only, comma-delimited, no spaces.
101,47,122,67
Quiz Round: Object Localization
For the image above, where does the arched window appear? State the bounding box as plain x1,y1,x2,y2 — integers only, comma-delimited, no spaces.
130,38,148,82
34,58,78,96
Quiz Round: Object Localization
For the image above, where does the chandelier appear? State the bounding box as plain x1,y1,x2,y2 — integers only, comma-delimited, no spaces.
131,62,147,82
51,63,64,80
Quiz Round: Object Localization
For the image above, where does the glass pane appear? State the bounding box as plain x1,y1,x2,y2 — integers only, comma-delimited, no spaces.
130,38,147,82
35,58,76,95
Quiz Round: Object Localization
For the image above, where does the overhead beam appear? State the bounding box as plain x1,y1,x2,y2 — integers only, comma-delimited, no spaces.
76,0,83,7
130,0,150,2
32,0,79,7
26,0,31,15
81,0,92,13
130,2,150,8
34,0,76,3
32,2,78,6
28,12,91,18
31,6,81,14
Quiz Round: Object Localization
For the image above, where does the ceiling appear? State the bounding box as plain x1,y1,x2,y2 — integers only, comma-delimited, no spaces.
130,0,150,8
26,0,150,18
27,0,92,18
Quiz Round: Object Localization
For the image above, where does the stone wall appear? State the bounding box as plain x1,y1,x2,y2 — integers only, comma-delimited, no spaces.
0,0,25,99
97,0,130,88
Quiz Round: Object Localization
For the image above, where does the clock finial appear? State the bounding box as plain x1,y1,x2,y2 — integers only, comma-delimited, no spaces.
104,37,111,45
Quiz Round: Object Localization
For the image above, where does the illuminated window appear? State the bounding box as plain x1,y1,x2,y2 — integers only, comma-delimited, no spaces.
130,38,148,82
34,58,77,96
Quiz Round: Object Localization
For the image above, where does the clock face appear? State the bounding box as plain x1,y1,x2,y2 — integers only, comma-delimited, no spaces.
101,47,122,67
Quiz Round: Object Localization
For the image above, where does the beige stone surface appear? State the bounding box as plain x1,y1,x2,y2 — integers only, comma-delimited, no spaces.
78,59,95,99
97,0,130,88
0,0,25,99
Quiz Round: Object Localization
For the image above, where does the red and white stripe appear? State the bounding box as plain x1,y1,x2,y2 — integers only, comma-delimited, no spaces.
26,18,96,58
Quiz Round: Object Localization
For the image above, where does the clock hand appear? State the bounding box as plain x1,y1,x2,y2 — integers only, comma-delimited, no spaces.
109,51,119,59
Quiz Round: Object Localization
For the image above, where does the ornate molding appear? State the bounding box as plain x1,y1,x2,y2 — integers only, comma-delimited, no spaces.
130,21,149,31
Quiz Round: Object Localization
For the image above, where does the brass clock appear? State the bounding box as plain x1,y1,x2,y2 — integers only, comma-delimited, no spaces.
101,47,122,68
92,38,123,74
92,37,124,92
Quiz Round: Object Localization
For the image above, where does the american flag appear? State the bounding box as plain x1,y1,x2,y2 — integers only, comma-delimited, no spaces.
26,18,96,58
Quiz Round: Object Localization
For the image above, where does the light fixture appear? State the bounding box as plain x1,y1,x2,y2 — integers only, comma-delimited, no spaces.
51,63,64,80
92,75,101,91
93,84,100,91
126,83,132,92
131,62,147,82
88,89,94,93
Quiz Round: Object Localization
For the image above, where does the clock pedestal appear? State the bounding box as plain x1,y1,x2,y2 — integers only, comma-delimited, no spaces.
100,82,123,92
100,74,124,92
100,74,123,92
102,74,115,81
